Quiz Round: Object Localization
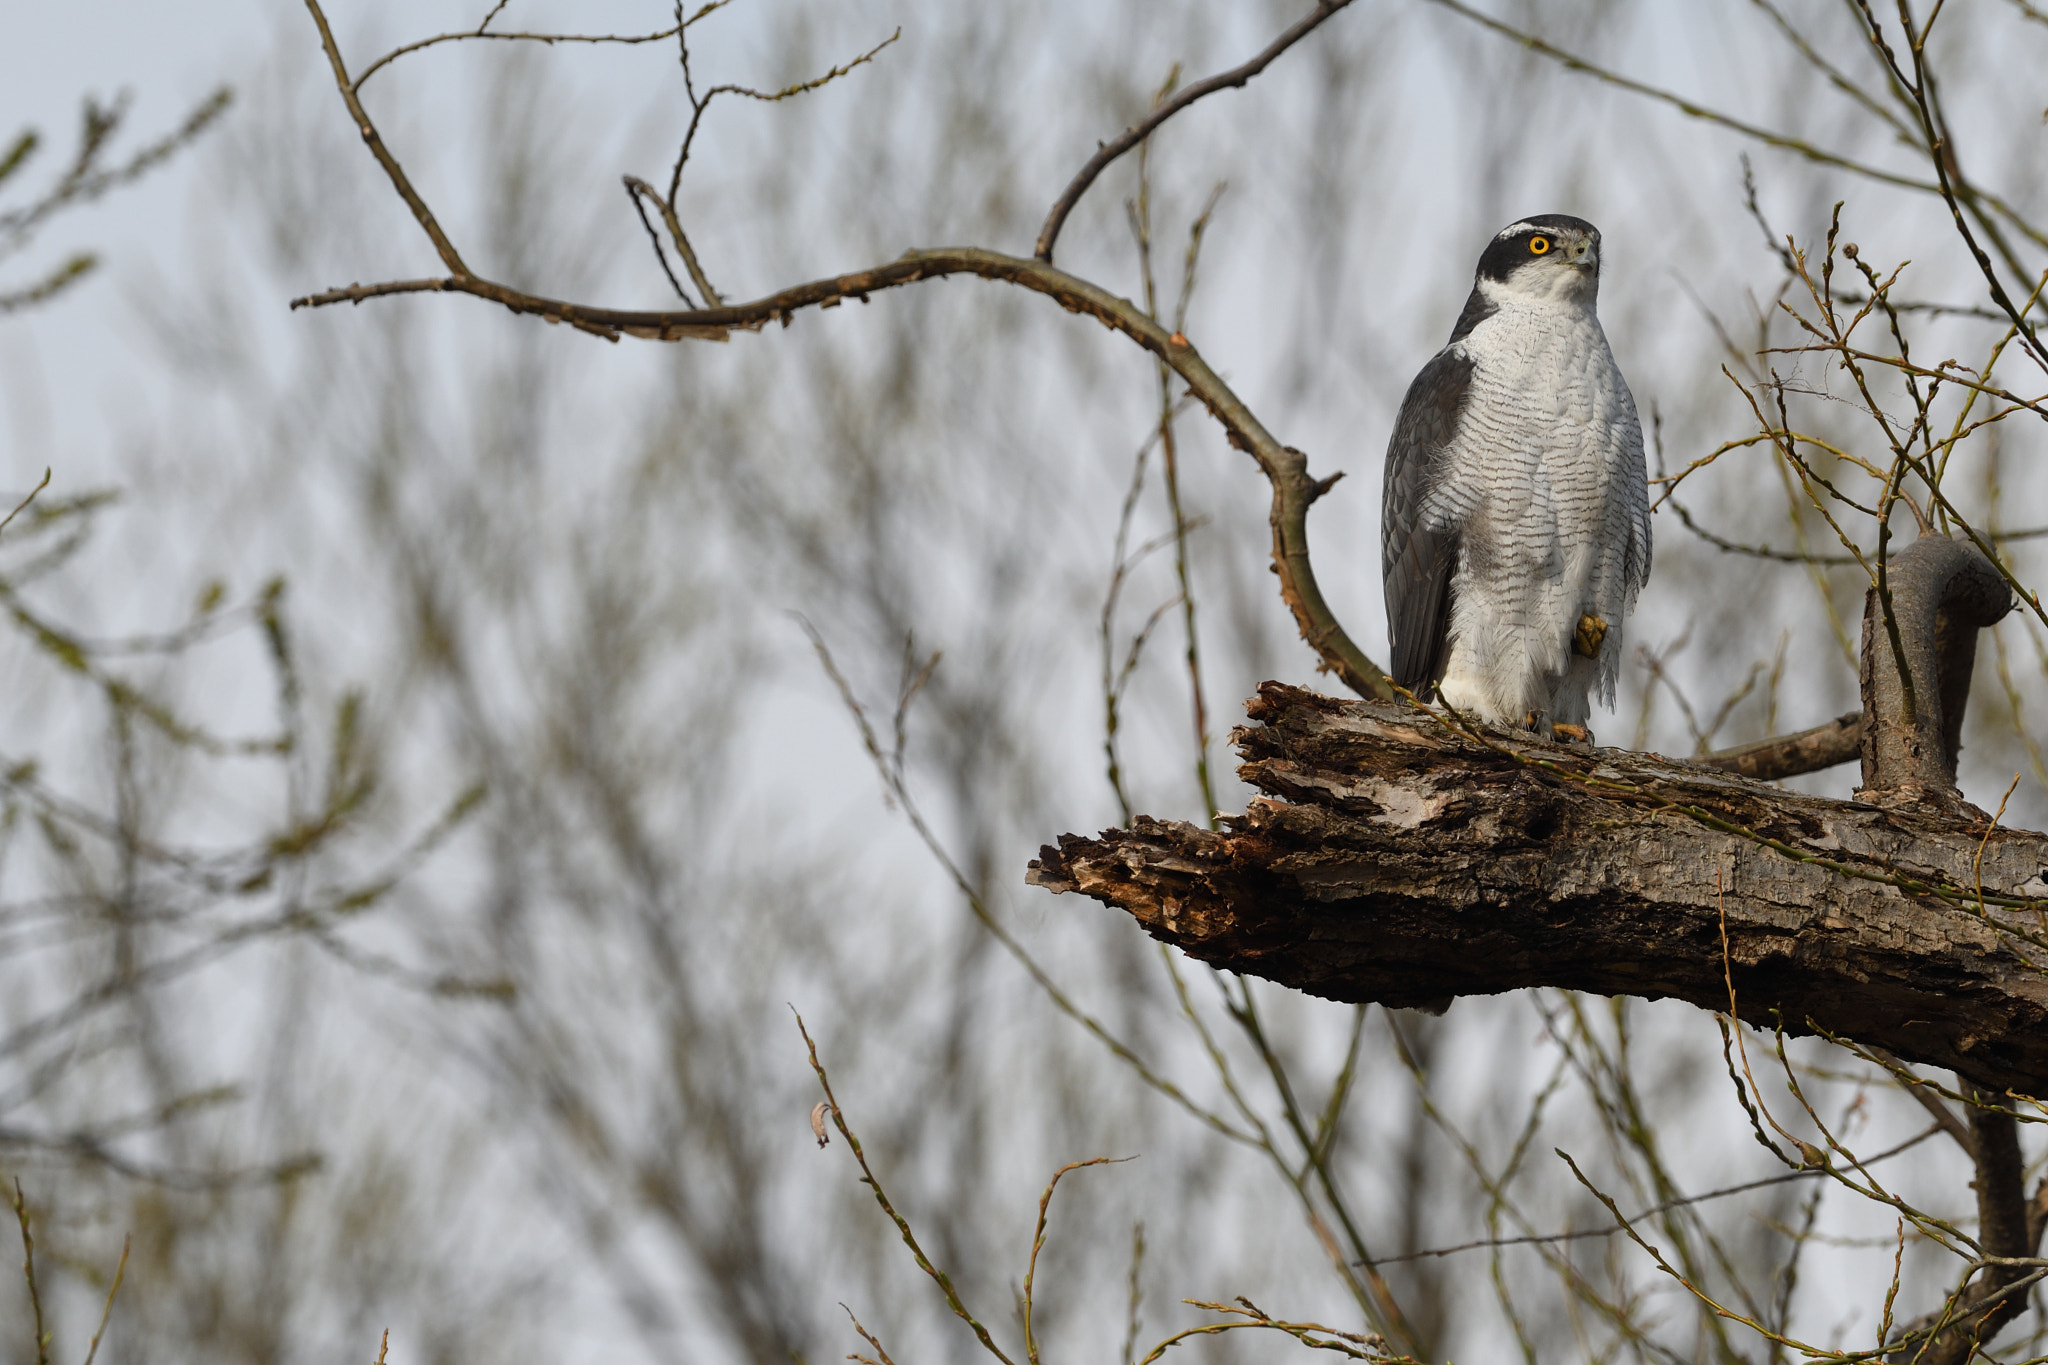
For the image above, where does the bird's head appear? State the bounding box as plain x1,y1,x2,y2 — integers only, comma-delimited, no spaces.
1473,214,1602,309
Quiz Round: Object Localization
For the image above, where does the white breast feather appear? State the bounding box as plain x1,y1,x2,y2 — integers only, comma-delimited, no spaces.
1425,294,1650,727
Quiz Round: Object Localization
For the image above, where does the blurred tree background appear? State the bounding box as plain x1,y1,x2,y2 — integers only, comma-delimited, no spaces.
2,1,2044,1362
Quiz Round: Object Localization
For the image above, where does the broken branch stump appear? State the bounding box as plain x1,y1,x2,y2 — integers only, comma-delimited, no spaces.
1027,682,2048,1096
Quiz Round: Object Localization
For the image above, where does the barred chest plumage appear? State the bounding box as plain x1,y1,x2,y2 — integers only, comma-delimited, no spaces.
1380,214,1652,737
1429,300,1649,726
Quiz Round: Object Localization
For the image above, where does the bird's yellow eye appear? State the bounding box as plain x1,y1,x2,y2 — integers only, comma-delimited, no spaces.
1528,236,1551,255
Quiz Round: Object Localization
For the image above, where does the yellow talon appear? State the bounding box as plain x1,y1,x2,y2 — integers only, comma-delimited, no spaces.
1573,613,1608,658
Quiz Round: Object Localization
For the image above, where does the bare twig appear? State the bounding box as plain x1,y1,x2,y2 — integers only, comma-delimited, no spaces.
0,469,51,540
622,177,694,305
1371,1124,1942,1264
1034,1,1353,262
302,0,471,276
1667,495,1857,565
11,1180,48,1365
1136,1298,1407,1365
795,1012,1018,1365
659,14,897,277
350,10,718,92
841,1305,900,1365
81,1236,130,1365
1022,1158,1130,1365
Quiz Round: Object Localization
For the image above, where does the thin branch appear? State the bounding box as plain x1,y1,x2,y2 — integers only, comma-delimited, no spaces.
1137,1299,1407,1365
302,0,471,276
1022,1158,1130,1365
11,1180,48,1365
351,13,717,92
80,1236,129,1365
1373,1124,1942,1264
796,1013,1017,1365
0,469,51,540
841,1305,900,1365
624,174,719,307
294,248,1392,696
622,176,695,305
663,23,898,213
1034,0,1354,262
1668,495,1858,565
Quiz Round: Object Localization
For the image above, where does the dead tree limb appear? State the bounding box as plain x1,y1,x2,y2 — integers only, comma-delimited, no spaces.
1029,681,2048,1094
1693,537,2016,789
1033,534,2046,1356
1854,537,2040,1365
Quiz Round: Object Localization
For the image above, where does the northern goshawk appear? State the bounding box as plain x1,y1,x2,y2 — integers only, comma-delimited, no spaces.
1380,214,1651,738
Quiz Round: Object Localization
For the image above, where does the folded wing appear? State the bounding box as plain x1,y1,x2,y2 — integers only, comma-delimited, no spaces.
1381,347,1474,696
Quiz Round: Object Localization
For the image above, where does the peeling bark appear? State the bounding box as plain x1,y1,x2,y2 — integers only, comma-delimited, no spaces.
1028,682,2048,1096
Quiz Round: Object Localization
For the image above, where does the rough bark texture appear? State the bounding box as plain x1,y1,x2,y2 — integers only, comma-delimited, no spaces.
1853,536,2036,1365
1028,682,2048,1096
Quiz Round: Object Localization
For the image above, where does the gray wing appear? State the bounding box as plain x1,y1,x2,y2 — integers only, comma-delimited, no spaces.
1381,346,1474,695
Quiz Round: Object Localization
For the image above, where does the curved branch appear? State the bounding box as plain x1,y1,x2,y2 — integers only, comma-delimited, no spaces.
292,247,1392,698
1032,0,1355,263
295,0,1389,696
1858,535,2014,800
351,20,692,93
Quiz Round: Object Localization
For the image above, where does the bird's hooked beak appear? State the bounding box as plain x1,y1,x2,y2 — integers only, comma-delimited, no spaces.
1568,236,1599,270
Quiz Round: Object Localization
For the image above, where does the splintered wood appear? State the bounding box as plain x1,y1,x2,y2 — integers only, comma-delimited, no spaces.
1029,682,2048,1095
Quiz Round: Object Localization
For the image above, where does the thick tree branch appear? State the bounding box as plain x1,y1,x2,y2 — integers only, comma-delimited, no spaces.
1028,683,2048,1096
1032,0,1355,263
1693,537,2013,784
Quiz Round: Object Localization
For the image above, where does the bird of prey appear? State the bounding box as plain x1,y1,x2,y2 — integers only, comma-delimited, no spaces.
1380,214,1651,739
